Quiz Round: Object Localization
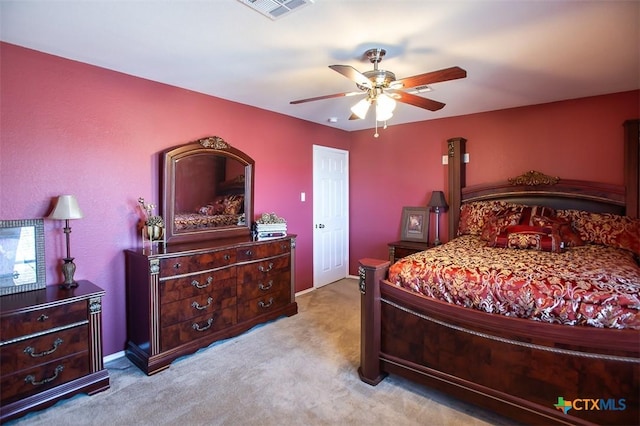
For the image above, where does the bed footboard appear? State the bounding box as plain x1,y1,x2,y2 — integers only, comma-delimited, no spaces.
357,258,390,385
358,259,640,426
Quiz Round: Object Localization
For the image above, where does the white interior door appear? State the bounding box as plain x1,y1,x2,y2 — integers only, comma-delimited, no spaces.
313,145,349,288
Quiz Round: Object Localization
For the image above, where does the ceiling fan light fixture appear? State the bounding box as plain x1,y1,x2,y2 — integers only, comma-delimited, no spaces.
375,107,393,122
375,93,396,122
350,98,371,120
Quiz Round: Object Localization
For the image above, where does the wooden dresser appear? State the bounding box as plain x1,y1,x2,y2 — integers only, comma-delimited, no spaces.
0,281,109,422
125,235,298,375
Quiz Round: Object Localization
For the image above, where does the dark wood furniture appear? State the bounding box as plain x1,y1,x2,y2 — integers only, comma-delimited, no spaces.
0,280,109,422
359,125,640,426
387,240,431,263
125,235,298,375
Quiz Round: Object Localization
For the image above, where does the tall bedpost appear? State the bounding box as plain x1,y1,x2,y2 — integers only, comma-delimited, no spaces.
447,137,467,240
623,119,639,218
358,258,390,386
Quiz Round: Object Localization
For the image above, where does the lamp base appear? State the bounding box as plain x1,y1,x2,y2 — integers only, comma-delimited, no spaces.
60,257,78,289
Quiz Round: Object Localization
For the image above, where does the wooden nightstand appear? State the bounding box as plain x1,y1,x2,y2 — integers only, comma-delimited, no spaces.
0,280,109,422
388,240,432,263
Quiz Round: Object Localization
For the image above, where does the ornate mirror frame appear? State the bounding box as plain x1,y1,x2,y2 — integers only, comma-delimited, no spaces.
0,218,46,295
161,136,255,245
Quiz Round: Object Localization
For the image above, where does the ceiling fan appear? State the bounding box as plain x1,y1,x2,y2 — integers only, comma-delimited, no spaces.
290,48,467,135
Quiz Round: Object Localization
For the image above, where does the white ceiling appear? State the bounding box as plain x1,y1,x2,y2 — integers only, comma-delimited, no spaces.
1,1,638,132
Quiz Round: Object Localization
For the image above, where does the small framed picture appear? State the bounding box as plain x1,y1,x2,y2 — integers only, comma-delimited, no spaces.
400,206,429,242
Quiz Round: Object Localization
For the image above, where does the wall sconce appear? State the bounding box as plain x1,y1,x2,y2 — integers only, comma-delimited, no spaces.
47,195,83,289
428,190,448,246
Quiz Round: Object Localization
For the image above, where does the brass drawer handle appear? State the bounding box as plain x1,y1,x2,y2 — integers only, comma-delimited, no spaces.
245,249,253,256
192,297,213,311
223,254,231,261
258,262,274,273
25,365,64,386
258,297,274,309
174,262,182,269
24,338,63,358
192,317,215,332
37,314,49,322
191,276,213,289
259,280,273,291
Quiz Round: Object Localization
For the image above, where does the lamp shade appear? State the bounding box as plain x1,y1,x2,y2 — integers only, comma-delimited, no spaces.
350,97,371,120
428,191,448,211
48,195,84,220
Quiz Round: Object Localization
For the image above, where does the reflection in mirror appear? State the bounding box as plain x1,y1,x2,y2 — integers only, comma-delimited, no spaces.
163,136,254,244
0,219,46,295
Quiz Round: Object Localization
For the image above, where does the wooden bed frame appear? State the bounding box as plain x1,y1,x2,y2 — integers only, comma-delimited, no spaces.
358,120,639,426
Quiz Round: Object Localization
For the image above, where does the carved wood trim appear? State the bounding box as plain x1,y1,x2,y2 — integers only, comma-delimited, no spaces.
508,170,559,186
194,136,230,150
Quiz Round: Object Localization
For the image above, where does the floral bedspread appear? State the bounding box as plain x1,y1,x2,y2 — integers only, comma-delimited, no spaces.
389,235,640,329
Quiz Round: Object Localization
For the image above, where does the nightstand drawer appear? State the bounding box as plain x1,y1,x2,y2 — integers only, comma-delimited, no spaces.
0,325,88,374
0,301,87,342
1,352,89,404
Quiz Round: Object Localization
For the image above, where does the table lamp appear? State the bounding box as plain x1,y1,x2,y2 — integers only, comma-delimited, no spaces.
428,190,448,246
48,195,83,288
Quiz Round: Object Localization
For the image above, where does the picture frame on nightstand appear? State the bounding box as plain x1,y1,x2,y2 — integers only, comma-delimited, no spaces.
400,206,429,243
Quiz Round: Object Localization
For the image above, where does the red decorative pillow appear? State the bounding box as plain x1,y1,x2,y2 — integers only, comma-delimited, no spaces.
458,201,523,236
557,210,640,256
488,225,564,253
480,210,522,242
530,215,584,247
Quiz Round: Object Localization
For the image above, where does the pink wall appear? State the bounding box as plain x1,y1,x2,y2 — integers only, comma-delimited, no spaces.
2,42,638,357
348,90,640,267
0,43,350,356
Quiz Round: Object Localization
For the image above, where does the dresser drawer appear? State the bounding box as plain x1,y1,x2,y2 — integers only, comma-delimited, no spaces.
237,271,290,302
160,307,237,352
236,240,291,262
0,301,87,342
1,351,89,404
0,325,88,374
160,268,236,303
161,292,236,327
237,256,290,284
159,249,236,277
237,286,291,322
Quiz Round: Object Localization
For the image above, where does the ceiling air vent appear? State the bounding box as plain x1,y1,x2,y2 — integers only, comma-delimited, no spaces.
236,0,314,20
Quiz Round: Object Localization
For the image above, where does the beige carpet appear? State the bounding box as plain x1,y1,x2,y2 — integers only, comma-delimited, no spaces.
7,279,516,426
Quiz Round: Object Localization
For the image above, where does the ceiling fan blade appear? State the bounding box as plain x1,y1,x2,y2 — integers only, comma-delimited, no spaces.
290,91,362,105
394,92,446,111
329,65,372,89
395,66,467,89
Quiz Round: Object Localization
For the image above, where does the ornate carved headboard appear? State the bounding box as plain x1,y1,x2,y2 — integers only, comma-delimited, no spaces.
447,119,640,239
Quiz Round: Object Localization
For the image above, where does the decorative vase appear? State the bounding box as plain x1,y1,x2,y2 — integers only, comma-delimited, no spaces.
146,224,164,242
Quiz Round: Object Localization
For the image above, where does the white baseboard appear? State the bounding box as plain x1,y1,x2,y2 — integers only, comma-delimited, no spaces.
104,350,125,364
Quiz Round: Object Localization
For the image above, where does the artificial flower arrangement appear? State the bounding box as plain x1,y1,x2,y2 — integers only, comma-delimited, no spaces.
138,197,164,242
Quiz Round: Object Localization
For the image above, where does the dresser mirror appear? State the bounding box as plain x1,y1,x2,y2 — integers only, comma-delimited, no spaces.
0,218,46,295
162,136,255,244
